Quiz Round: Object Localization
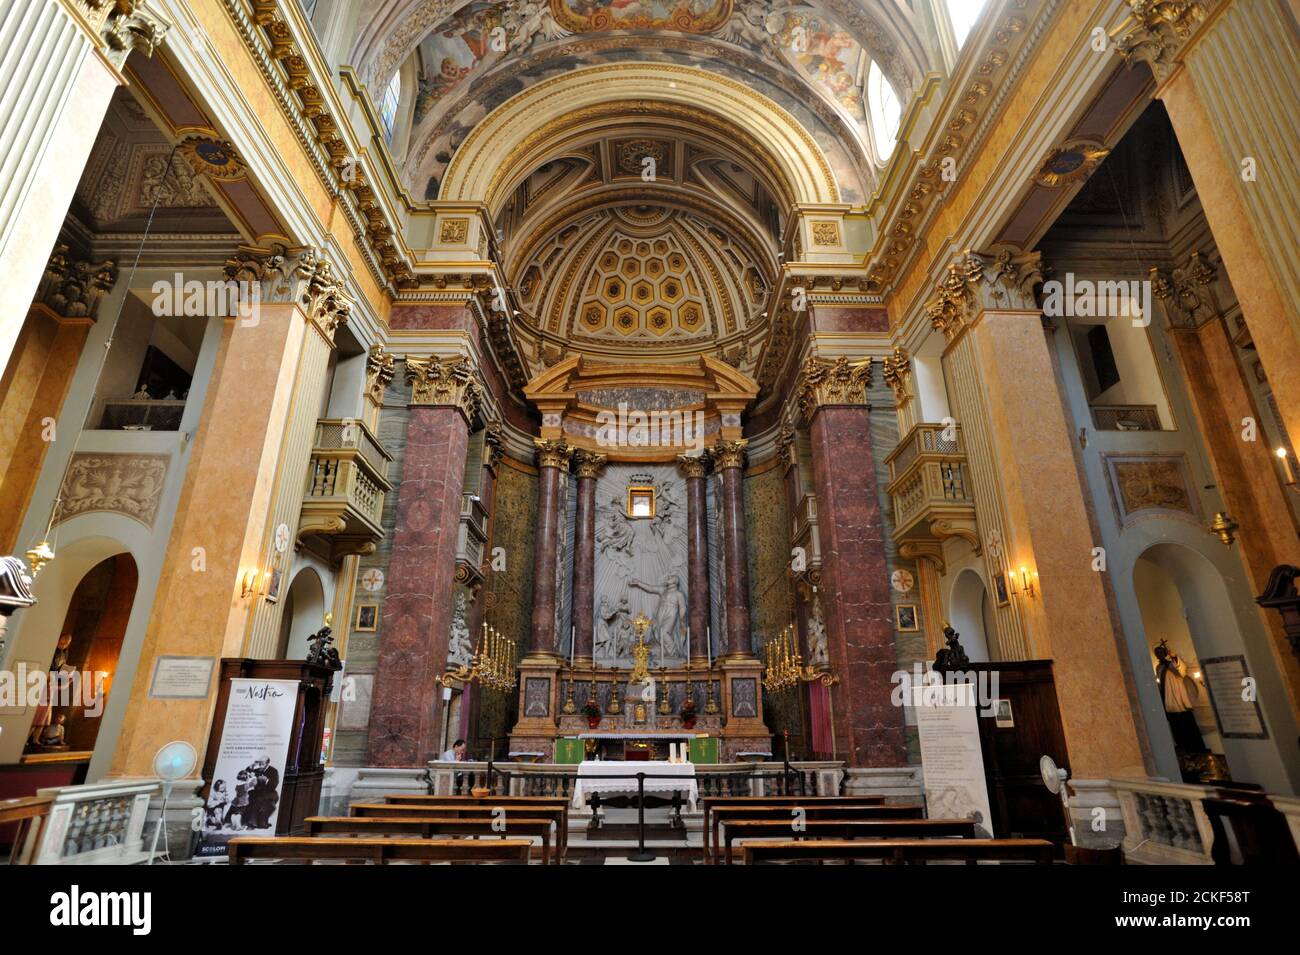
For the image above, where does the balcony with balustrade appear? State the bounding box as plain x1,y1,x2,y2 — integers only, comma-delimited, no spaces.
299,419,393,560
884,422,978,551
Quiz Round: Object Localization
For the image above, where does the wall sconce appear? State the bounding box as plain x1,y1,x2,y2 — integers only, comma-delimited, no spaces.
240,568,270,599
1007,565,1037,599
1276,447,1296,486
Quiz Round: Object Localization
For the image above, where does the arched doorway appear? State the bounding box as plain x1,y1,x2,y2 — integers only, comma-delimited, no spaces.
948,568,992,663
1133,542,1295,790
277,567,326,659
23,553,137,755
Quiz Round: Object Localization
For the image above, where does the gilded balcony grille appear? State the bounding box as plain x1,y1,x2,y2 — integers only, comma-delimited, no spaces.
885,422,977,546
299,418,394,558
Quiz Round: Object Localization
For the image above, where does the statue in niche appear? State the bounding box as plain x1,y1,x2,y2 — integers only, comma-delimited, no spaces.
630,575,688,660
807,595,829,666
447,590,473,669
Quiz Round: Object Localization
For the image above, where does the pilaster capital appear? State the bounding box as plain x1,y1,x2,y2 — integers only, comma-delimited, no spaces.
364,344,395,404
224,244,353,342
711,439,748,471
76,1,169,68
406,355,483,423
925,247,1043,341
676,452,711,479
795,354,873,422
1150,250,1219,329
36,244,117,321
534,439,574,471
572,449,608,479
1113,0,1209,83
774,424,797,472
881,346,912,403
483,421,505,472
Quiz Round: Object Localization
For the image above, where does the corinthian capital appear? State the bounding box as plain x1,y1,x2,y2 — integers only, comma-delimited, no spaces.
1113,1,1208,82
711,439,748,471
795,354,873,422
881,346,912,403
677,452,711,479
365,345,395,403
925,247,1043,340
534,439,574,471
572,449,608,479
224,244,353,341
78,1,169,69
406,355,483,423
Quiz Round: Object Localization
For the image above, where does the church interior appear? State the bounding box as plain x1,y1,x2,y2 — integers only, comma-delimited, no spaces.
0,0,1298,893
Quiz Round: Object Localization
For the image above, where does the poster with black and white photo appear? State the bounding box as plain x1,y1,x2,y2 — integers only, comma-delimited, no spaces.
194,678,298,859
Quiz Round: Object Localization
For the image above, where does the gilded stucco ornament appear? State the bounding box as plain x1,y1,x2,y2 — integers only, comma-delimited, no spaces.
924,248,1044,341
795,354,873,421
224,244,353,341
365,345,396,403
1113,0,1209,82
534,439,575,470
881,346,911,403
711,439,748,471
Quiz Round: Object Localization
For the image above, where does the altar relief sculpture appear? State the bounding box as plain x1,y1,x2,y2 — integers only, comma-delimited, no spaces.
592,463,689,667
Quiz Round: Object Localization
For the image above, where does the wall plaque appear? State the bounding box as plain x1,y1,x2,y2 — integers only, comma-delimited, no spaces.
1201,655,1268,739
148,655,216,699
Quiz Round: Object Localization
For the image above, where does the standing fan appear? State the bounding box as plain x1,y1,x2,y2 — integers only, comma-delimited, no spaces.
1039,754,1077,847
149,740,198,864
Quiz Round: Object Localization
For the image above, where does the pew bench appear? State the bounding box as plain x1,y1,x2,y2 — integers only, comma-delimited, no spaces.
379,795,569,860
701,795,885,863
352,801,568,862
306,816,555,864
741,838,1056,865
721,817,977,864
708,801,921,864
227,836,532,865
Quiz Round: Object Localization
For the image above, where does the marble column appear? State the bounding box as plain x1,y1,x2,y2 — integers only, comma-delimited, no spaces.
570,448,606,665
529,439,573,656
0,0,165,379
713,440,752,658
797,356,907,767
678,452,711,662
366,356,481,767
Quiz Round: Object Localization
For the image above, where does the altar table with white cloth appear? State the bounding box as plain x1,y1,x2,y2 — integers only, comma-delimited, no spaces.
571,760,699,811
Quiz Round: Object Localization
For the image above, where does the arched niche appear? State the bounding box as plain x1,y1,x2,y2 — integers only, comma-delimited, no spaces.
277,567,327,660
947,567,992,663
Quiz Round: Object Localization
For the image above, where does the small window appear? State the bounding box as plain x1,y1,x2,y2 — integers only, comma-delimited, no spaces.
380,71,401,143
867,61,901,162
626,486,656,519
945,0,988,49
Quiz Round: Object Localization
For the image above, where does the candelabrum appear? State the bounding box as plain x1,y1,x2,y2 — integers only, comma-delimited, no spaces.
762,623,838,692
442,620,518,694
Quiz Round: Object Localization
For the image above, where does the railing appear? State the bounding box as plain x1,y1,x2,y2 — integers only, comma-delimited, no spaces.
884,422,975,539
29,779,158,865
300,418,393,551
1111,778,1213,864
1091,404,1161,431
456,492,488,584
426,760,844,801
94,398,186,431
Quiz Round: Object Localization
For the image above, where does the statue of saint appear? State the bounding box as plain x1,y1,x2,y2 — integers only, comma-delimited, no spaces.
630,575,687,659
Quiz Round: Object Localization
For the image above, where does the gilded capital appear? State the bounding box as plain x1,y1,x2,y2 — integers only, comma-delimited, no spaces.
406,355,483,422
677,452,711,479
795,355,873,421
572,449,608,479
36,244,116,320
365,344,395,404
1150,249,1218,329
881,346,912,403
77,1,169,69
483,421,505,471
775,425,797,472
711,439,748,471
534,439,575,470
1113,0,1208,82
224,243,353,342
924,248,1043,341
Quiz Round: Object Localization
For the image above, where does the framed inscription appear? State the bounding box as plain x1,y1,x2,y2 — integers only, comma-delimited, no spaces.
1201,655,1268,739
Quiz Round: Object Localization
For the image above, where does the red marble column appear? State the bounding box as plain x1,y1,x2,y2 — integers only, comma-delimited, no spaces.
713,440,753,658
529,439,572,655
367,398,473,767
570,449,606,663
679,453,712,661
807,405,907,766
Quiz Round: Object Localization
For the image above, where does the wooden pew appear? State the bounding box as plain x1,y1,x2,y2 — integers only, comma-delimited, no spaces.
721,817,977,864
307,815,555,864
741,838,1056,865
352,800,569,862
708,801,917,864
701,795,885,863
227,836,532,865
0,794,53,865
